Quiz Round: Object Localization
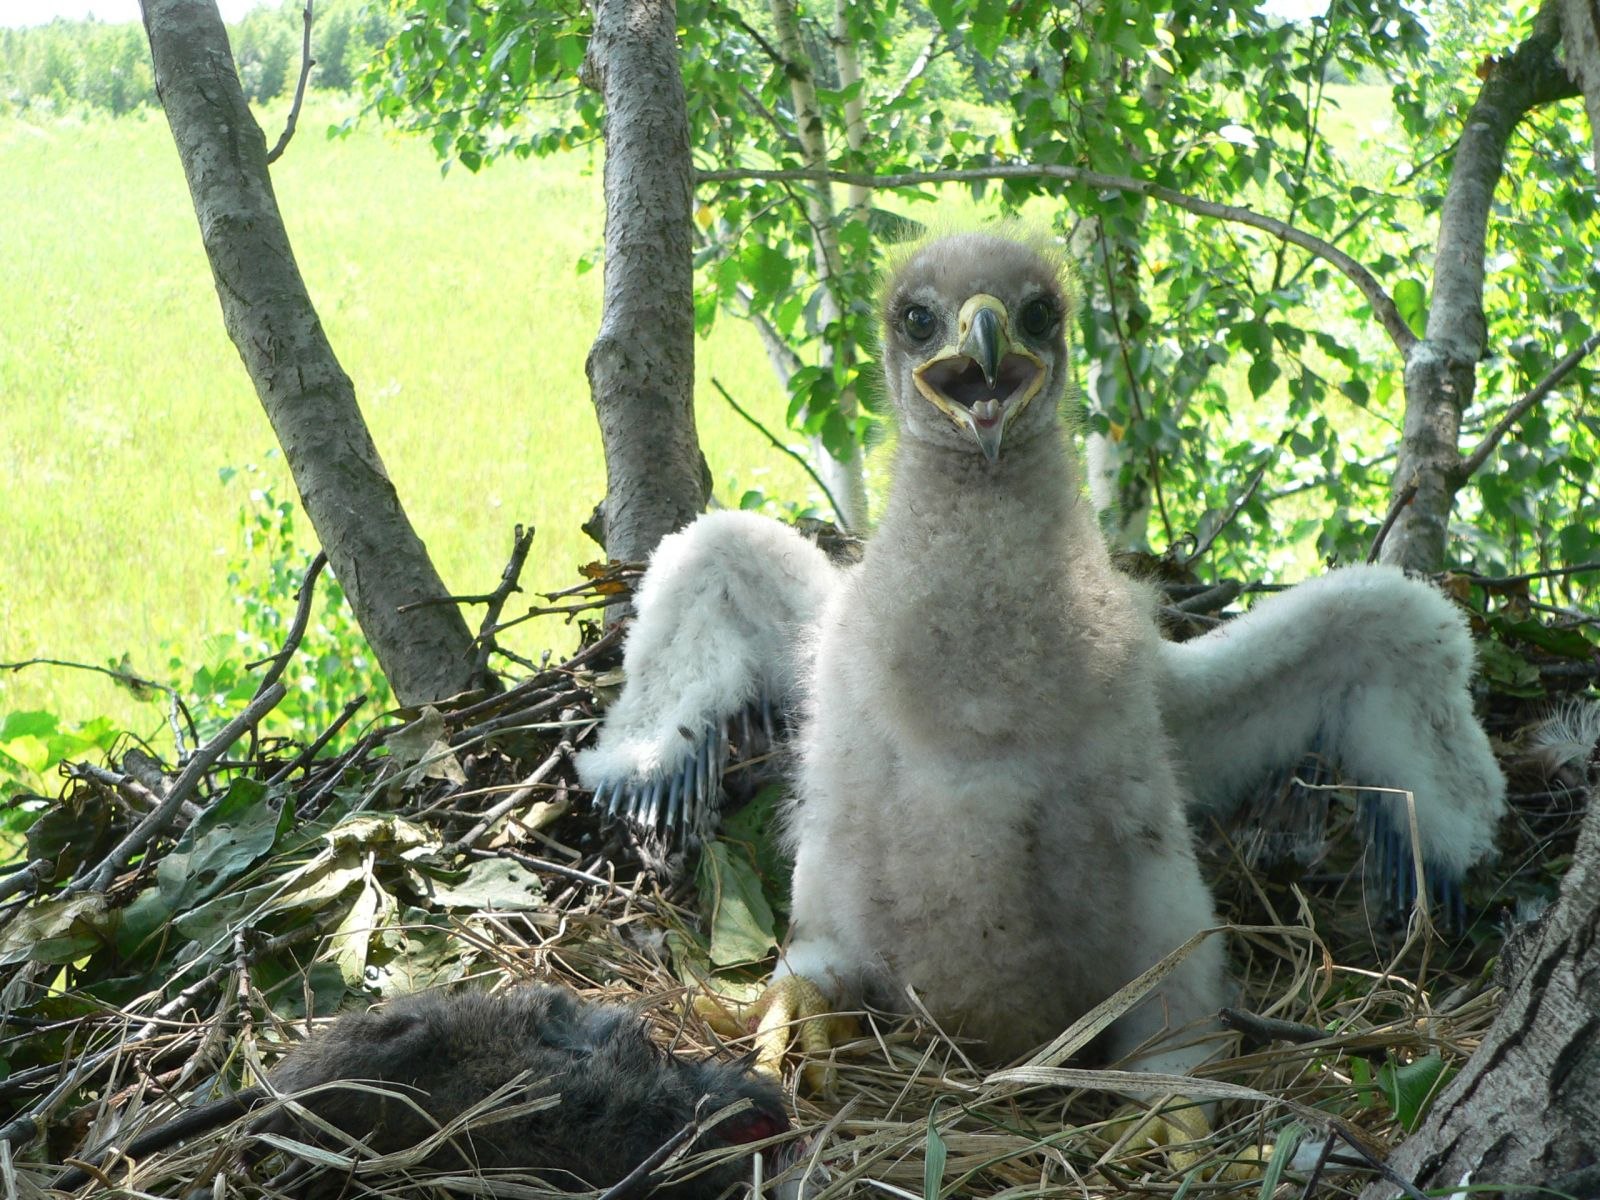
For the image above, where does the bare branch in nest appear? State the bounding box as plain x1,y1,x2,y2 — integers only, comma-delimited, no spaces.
67,681,288,898
247,551,328,695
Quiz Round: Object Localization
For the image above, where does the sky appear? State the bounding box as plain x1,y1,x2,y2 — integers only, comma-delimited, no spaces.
4,0,270,25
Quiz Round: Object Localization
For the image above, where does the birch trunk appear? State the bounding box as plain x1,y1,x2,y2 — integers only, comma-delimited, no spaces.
582,0,706,567
766,0,870,533
1381,3,1575,572
140,0,487,706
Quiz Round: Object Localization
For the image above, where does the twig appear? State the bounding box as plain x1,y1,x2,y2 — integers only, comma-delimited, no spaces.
0,657,199,744
1450,559,1600,587
710,377,847,527
1182,461,1270,566
1219,1006,1327,1047
248,551,327,697
474,525,536,676
593,1119,699,1200
265,0,314,164
1173,580,1242,615
0,860,52,903
67,683,287,897
266,693,368,785
65,762,204,824
444,734,574,856
484,848,666,916
696,163,1419,354
1454,328,1600,482
1366,477,1418,563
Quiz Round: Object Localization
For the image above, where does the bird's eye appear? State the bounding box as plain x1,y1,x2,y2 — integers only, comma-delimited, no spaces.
1019,298,1055,336
903,305,936,341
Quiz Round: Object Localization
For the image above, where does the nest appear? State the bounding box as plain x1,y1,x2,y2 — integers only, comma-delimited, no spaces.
0,543,1594,1200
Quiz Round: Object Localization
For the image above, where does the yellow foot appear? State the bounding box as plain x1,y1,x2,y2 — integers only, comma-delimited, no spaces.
694,975,856,1093
1107,1096,1269,1181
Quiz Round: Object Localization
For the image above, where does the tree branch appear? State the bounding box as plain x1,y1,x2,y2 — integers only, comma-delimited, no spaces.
710,377,846,526
695,162,1419,355
1453,329,1599,483
265,0,314,164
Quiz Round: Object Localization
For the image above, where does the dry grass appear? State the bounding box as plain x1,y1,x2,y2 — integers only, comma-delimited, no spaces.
4,578,1589,1200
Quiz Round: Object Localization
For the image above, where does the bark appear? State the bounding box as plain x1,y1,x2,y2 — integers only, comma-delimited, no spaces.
1359,790,1600,1196
1559,0,1600,185
1381,2,1577,572
140,0,488,706
582,0,706,567
767,0,870,533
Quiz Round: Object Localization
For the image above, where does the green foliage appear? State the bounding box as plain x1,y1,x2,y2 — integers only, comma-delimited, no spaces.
364,0,1596,608
157,462,393,745
1349,1051,1457,1133
0,711,120,817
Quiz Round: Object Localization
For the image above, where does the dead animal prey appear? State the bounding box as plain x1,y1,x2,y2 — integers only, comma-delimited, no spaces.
53,986,789,1198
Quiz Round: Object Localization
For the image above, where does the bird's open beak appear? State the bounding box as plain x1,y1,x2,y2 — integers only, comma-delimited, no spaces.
911,294,1046,462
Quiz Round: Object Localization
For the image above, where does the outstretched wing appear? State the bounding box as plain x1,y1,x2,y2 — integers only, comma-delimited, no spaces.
1157,565,1507,922
576,511,844,839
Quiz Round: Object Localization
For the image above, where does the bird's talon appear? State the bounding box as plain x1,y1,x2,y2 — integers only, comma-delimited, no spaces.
693,977,853,1095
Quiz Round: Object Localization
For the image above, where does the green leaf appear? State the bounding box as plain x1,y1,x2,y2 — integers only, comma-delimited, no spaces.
412,856,547,910
923,1116,948,1200
0,895,114,965
157,777,281,910
1247,356,1280,399
1378,1053,1455,1133
697,841,778,966
1392,278,1427,337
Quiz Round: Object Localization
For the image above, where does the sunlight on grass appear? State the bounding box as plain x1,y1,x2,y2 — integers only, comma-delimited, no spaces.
0,97,817,739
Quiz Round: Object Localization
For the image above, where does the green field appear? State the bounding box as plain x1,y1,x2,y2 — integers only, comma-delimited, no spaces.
1,84,1410,756
1,96,817,743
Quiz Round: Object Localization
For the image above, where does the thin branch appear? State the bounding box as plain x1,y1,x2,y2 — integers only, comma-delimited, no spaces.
0,860,52,904
1454,328,1600,482
1367,478,1419,563
473,525,536,676
0,657,199,744
710,377,847,527
265,0,314,164
1183,460,1270,566
67,683,287,897
1450,560,1600,587
266,693,368,785
249,550,327,697
695,163,1419,354
483,848,667,915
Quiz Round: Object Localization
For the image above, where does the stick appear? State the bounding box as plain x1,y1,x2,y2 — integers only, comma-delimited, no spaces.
69,683,287,896
265,0,315,164
710,378,847,527
1366,478,1418,563
1455,328,1600,482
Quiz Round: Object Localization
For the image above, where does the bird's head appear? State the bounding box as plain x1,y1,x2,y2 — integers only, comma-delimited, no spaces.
879,231,1074,462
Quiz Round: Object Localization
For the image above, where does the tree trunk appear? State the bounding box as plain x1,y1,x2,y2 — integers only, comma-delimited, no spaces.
1559,0,1600,185
582,0,707,568
766,0,870,534
140,0,488,706
1359,789,1600,1195
1381,2,1576,573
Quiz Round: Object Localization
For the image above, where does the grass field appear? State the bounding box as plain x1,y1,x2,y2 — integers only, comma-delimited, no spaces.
1,84,1411,758
1,95,817,743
